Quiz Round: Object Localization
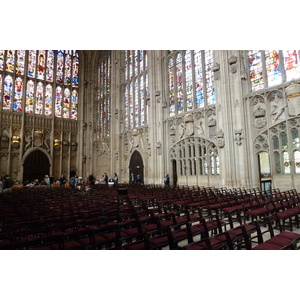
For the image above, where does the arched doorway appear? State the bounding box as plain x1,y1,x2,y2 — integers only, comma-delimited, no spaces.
129,150,144,184
258,151,271,193
23,150,50,183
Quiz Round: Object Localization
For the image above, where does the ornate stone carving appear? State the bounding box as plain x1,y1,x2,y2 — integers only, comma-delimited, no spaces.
217,130,225,148
234,129,243,145
285,84,300,116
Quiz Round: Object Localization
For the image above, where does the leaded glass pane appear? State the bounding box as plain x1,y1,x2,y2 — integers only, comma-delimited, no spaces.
281,132,288,149
273,135,279,150
72,53,79,88
292,128,300,148
194,50,204,108
46,50,54,82
16,50,25,75
265,50,282,87
283,50,300,81
168,57,175,116
25,80,34,113
6,50,15,73
283,151,290,174
56,50,64,84
185,50,193,111
0,50,4,70
13,77,23,112
205,50,215,105
35,82,43,115
64,53,71,85
55,86,62,117
248,50,263,91
37,51,46,80
28,50,36,78
45,84,52,116
0,74,2,99
3,75,13,110
274,151,281,174
63,88,70,118
129,82,133,128
176,53,184,114
295,150,300,174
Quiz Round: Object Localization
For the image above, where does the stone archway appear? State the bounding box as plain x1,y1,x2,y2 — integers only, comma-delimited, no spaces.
23,149,50,183
129,150,144,184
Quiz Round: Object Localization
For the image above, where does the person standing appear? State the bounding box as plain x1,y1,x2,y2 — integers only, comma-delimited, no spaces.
104,173,108,185
136,174,142,184
59,174,67,188
130,173,135,185
164,174,170,188
44,175,50,188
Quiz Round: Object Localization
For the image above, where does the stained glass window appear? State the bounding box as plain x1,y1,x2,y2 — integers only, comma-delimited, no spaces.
26,80,34,113
6,50,15,72
0,50,79,119
176,53,184,114
35,82,43,115
123,50,149,130
249,50,300,91
185,50,193,111
97,51,111,138
168,50,215,116
28,50,36,78
14,77,23,112
16,50,25,75
0,51,4,70
265,50,281,87
3,75,13,110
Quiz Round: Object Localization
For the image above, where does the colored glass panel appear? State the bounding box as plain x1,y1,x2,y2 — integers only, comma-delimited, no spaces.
194,50,204,108
55,86,62,117
56,50,64,84
124,87,129,130
176,53,184,114
129,82,134,128
129,50,133,80
72,53,79,87
63,88,70,118
64,53,72,85
283,50,300,81
14,77,23,112
45,84,52,116
3,75,13,110
145,74,149,124
275,151,281,174
140,76,144,125
168,57,175,116
265,50,281,87
16,50,25,75
37,50,46,80
248,50,264,91
185,50,193,111
25,80,34,113
46,50,54,82
134,79,139,127
27,50,36,78
295,151,300,174
134,50,138,76
205,50,215,105
283,151,290,174
0,74,2,99
6,50,15,73
35,82,43,115
0,50,4,70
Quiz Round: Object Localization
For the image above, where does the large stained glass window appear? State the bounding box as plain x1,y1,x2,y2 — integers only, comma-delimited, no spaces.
97,51,111,138
167,50,215,117
0,50,79,119
248,50,300,91
124,50,149,130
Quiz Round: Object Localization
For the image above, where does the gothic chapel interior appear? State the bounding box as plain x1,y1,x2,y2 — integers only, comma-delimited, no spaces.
1,50,300,192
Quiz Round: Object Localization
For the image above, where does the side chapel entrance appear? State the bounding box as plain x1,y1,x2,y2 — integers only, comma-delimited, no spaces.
129,150,144,184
